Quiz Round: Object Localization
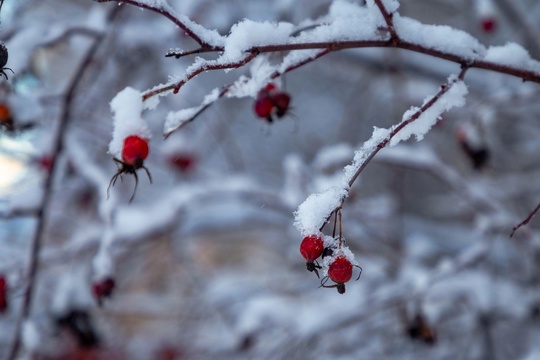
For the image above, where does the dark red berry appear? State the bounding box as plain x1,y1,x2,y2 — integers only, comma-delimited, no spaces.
254,97,274,120
481,17,496,33
122,135,149,168
0,275,7,312
328,257,353,285
92,277,115,305
273,92,290,118
300,235,324,262
0,103,10,123
169,153,195,172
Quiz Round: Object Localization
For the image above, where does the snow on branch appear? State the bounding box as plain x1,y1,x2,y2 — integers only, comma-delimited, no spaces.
95,0,224,47
294,69,469,236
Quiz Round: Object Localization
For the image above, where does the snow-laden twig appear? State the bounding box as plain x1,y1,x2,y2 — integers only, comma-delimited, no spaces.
295,67,469,236
94,0,224,48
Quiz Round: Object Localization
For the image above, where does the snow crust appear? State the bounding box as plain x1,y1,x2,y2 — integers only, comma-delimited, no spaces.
394,14,486,61
108,87,152,158
484,43,540,73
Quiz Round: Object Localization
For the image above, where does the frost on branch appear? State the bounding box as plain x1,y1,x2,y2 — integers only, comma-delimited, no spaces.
294,187,348,236
108,86,151,158
484,43,540,73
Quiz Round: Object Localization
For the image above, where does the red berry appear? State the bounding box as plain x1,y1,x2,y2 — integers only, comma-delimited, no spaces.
328,256,353,284
300,235,324,262
92,277,115,304
273,92,290,118
263,83,276,93
122,135,149,168
0,103,11,123
254,96,274,119
169,153,195,172
0,275,7,312
481,17,496,33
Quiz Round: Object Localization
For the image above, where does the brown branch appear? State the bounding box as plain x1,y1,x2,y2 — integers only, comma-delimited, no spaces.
95,0,219,47
5,7,122,360
142,52,257,101
510,200,540,238
162,49,331,138
318,67,469,232
373,0,398,42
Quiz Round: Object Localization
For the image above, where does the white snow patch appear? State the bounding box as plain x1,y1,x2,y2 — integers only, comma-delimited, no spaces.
108,87,151,158
294,187,348,235
484,42,540,73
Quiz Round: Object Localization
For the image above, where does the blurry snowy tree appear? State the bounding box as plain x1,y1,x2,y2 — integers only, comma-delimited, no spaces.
1,0,540,359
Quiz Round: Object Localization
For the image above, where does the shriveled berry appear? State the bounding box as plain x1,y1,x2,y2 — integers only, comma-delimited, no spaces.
122,135,149,169
328,256,353,285
300,235,324,262
0,275,7,312
0,43,7,69
254,97,274,120
273,92,291,118
92,277,115,305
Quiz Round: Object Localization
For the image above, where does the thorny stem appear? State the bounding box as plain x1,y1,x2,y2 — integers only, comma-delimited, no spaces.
5,7,121,360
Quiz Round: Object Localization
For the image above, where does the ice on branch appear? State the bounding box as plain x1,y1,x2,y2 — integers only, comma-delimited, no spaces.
389,78,468,146
484,43,540,73
294,187,348,236
108,87,151,158
393,14,486,60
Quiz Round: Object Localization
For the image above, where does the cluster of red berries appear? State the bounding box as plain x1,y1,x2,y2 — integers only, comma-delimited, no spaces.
108,135,153,203
92,277,115,306
299,234,361,294
0,275,7,312
253,83,291,123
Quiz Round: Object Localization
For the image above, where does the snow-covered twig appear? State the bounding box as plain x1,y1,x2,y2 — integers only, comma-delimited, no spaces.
94,0,224,48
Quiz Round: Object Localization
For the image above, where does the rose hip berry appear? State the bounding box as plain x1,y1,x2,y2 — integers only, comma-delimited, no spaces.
254,96,274,122
300,235,324,277
480,17,496,33
108,135,153,203
122,135,149,168
0,275,7,312
273,92,291,118
323,256,355,294
253,83,292,123
92,277,115,306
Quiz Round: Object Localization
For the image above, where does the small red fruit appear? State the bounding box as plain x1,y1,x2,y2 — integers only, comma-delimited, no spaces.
300,235,324,262
327,256,353,294
122,135,149,168
108,135,152,203
273,92,291,118
0,275,7,312
480,17,496,33
254,96,274,122
92,277,115,306
0,103,11,123
300,235,324,277
169,153,196,172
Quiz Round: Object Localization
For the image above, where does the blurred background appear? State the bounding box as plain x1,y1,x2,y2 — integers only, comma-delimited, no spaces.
1,0,540,359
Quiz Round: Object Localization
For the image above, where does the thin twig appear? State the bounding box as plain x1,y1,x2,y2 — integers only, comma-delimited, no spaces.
95,0,218,47
373,0,398,41
4,7,122,360
510,200,540,238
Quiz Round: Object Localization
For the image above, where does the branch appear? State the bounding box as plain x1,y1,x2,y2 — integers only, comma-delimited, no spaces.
5,7,122,360
94,0,222,48
510,200,540,238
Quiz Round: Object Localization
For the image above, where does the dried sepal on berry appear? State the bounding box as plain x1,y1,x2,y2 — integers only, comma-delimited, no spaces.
0,43,14,80
108,135,153,203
